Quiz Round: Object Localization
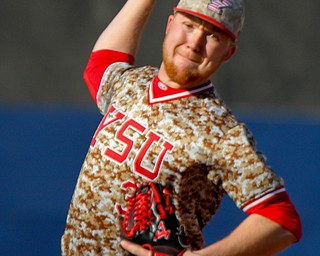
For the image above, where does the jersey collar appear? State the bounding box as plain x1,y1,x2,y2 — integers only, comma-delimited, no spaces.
148,75,214,104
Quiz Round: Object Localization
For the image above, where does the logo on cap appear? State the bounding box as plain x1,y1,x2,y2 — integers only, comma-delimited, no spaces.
207,0,233,15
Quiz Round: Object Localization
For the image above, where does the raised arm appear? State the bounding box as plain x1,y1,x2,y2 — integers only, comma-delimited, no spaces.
92,0,157,57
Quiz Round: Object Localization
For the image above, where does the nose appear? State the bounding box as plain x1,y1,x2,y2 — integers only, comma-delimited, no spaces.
188,30,205,52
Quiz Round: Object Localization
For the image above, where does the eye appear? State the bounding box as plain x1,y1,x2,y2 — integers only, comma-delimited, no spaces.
208,33,220,42
183,22,194,30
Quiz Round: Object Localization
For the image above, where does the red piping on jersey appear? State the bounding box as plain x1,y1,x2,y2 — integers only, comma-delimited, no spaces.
148,75,213,104
242,187,286,212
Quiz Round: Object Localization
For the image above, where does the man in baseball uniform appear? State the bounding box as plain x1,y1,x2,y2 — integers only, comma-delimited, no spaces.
61,0,302,255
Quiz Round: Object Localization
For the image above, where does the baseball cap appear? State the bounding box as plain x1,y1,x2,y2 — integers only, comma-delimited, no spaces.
174,0,245,40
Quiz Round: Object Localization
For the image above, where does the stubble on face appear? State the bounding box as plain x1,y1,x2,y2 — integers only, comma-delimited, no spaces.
161,32,219,89
160,13,235,89
162,41,198,86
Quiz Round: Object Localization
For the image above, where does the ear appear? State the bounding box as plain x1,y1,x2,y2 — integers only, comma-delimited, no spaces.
223,44,237,63
165,15,175,34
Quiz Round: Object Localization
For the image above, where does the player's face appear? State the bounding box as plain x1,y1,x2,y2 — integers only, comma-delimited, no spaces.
159,12,236,89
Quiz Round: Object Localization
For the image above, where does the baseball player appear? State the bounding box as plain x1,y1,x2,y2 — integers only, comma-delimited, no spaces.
61,0,302,255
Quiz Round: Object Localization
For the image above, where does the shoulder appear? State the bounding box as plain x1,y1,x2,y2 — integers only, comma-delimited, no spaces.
105,63,158,79
201,95,239,134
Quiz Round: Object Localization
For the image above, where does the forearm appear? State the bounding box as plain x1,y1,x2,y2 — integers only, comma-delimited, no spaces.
93,0,156,56
192,214,296,256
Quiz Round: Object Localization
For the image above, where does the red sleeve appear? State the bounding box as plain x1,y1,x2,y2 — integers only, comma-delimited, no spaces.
83,49,135,102
244,191,302,242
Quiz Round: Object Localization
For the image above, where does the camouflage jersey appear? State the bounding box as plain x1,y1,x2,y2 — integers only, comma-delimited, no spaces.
61,62,284,255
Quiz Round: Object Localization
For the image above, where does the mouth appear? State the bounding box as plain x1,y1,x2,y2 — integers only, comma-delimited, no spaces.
176,50,203,64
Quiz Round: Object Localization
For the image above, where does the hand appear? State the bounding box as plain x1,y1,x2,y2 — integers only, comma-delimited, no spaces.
120,240,203,256
120,240,151,256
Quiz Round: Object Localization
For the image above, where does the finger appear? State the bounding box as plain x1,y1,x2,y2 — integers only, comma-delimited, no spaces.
120,240,152,256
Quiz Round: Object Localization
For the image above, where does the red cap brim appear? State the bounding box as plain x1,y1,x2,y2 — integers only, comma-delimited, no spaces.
174,7,237,40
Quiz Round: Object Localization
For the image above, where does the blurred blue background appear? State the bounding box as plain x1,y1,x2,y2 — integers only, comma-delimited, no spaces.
1,0,319,255
1,106,319,255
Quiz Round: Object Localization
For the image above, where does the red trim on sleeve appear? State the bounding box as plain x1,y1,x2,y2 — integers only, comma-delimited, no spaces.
246,191,302,242
83,50,135,102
